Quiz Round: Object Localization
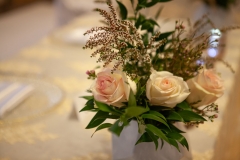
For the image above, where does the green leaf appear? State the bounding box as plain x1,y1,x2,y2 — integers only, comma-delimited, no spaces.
157,123,186,136
142,33,149,46
169,123,185,133
136,0,147,11
125,106,149,117
149,110,166,121
138,122,146,134
167,111,184,122
160,138,164,149
135,80,146,99
128,89,137,107
155,31,174,41
167,132,189,150
109,120,124,136
79,104,95,112
146,128,158,150
155,6,163,19
135,132,153,145
141,19,159,33
138,0,147,3
86,110,108,129
91,123,112,137
135,14,145,29
141,20,154,33
157,124,171,133
95,101,122,115
146,124,169,143
178,110,207,122
86,98,94,105
144,99,150,110
95,100,113,112
111,107,124,115
119,114,130,126
168,138,180,151
146,0,171,8
94,114,119,120
156,43,166,53
149,19,159,27
80,99,94,112
141,114,169,129
176,101,192,111
125,41,135,48
80,96,93,100
116,1,128,20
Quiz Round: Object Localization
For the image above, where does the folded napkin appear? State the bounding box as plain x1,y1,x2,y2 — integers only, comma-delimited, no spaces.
0,82,34,118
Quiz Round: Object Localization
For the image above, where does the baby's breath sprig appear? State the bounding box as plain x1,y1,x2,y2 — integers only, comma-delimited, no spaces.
157,20,208,80
220,25,240,33
184,102,219,128
154,14,237,81
193,103,219,122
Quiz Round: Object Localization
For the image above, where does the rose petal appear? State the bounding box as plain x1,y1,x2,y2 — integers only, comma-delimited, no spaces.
146,80,152,100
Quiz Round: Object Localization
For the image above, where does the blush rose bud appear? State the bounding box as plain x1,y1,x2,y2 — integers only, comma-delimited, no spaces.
86,70,96,79
86,70,90,75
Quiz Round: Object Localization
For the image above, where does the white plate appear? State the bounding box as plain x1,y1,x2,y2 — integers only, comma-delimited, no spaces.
0,74,63,123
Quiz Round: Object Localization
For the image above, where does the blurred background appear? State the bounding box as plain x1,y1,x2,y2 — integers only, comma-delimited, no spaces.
0,0,240,160
1,0,240,60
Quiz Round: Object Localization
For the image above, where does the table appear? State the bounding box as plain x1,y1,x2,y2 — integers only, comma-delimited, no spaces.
0,12,240,160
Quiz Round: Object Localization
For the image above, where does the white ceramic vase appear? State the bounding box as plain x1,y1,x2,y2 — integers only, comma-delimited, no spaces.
112,121,191,160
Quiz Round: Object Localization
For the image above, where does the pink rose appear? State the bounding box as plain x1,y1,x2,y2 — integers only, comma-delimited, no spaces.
91,68,130,107
186,69,224,107
146,70,190,108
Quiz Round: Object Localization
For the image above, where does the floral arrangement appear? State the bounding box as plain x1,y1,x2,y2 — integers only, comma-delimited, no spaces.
80,0,237,150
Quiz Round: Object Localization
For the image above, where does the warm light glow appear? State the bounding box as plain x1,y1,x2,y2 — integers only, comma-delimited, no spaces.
208,48,218,57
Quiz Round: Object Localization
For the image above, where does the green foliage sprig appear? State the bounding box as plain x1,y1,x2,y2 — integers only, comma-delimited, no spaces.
80,89,209,150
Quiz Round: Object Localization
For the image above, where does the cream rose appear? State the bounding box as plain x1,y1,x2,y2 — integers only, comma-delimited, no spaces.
186,69,224,107
146,70,190,108
91,68,130,107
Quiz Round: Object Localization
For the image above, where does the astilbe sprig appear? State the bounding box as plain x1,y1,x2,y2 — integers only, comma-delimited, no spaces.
83,3,144,74
83,3,167,79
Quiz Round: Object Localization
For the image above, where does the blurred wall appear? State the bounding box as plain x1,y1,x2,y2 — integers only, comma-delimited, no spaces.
0,0,52,13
